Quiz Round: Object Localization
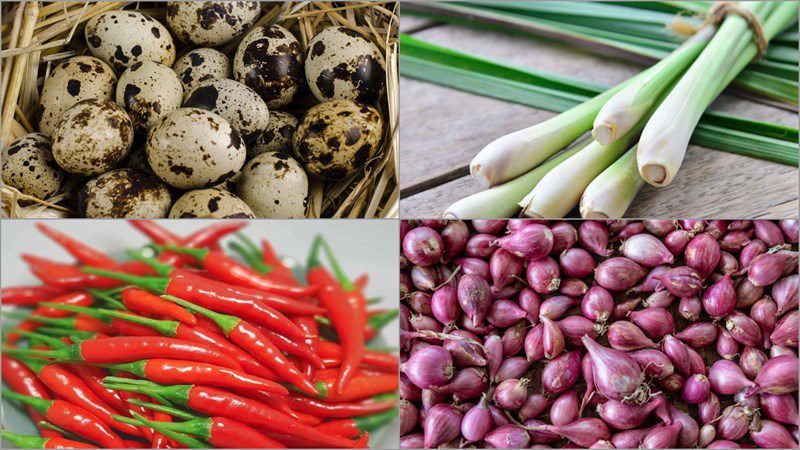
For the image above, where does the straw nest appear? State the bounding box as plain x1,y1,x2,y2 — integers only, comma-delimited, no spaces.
1,1,399,218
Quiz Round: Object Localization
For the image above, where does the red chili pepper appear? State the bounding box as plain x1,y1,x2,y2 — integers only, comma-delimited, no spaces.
7,311,114,335
230,388,297,418
14,335,244,372
259,326,325,369
102,379,359,449
1,430,98,449
22,255,123,290
65,363,130,416
161,295,318,395
36,223,118,268
306,237,365,394
120,288,196,325
354,273,369,291
285,395,398,418
150,410,172,449
129,220,182,245
109,359,289,394
1,284,68,306
6,291,92,343
165,244,317,298
158,222,248,267
316,341,399,372
261,238,298,284
37,303,277,380
84,267,313,337
3,355,145,438
293,316,321,378
1,390,125,448
313,372,399,403
315,419,359,438
1,355,62,439
116,400,286,448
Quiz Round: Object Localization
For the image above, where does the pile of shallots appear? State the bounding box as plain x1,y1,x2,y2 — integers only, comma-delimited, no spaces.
399,219,799,449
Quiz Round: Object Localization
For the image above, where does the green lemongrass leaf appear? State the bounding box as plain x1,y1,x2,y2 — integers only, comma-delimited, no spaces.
580,146,645,219
400,35,798,166
735,70,799,104
404,2,799,104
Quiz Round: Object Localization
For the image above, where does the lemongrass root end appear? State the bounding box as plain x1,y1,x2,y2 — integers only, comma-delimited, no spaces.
592,123,615,146
640,163,669,187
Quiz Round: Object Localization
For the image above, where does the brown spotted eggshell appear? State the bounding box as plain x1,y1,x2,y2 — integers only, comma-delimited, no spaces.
85,11,175,73
169,188,255,218
174,48,231,96
183,78,268,144
116,61,183,132
38,56,117,136
233,24,303,108
292,100,383,180
2,133,64,200
305,26,386,104
237,152,308,218
250,110,298,158
166,1,261,47
52,99,133,176
145,108,246,190
78,168,172,218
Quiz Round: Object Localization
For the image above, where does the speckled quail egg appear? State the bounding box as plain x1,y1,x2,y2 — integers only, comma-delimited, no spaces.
249,110,297,159
237,152,308,218
116,61,183,132
183,78,268,143
174,48,231,95
146,108,246,189
52,99,134,176
292,100,383,180
169,188,255,218
305,26,386,104
233,24,303,108
38,56,117,136
85,11,175,73
78,168,172,218
2,133,64,200
166,1,260,47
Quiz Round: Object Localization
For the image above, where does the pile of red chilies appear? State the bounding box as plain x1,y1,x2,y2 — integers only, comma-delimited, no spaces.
399,219,799,449
2,221,398,449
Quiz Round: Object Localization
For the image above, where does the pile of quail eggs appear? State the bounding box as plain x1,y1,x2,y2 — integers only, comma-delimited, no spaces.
2,1,387,218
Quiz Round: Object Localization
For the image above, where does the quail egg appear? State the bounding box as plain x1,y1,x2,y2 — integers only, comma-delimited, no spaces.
52,99,134,176
2,133,64,200
183,78,268,143
78,168,172,218
116,61,183,132
146,108,246,189
38,56,117,136
85,11,175,73
249,110,298,158
233,24,303,108
169,188,255,218
293,100,383,180
174,48,231,95
305,26,386,103
166,1,261,47
237,152,308,218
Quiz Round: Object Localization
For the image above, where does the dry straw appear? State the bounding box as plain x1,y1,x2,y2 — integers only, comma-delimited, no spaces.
1,1,399,219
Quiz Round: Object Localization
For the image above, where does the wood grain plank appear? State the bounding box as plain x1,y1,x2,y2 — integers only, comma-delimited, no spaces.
399,24,798,218
401,146,798,219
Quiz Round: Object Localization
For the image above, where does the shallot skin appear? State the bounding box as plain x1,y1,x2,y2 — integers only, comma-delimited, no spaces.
400,219,798,448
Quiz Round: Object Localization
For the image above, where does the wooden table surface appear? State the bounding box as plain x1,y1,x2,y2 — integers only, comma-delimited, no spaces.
399,15,799,219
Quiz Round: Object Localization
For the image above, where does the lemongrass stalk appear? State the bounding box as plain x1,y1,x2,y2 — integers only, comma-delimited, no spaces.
518,119,646,218
638,2,796,186
469,90,618,188
592,26,715,145
579,146,644,218
445,137,593,218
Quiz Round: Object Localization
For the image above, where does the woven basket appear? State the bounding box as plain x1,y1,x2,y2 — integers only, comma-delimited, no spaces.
1,1,399,218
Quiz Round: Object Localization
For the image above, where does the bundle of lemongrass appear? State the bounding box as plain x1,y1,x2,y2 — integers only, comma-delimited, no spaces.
443,1,797,219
